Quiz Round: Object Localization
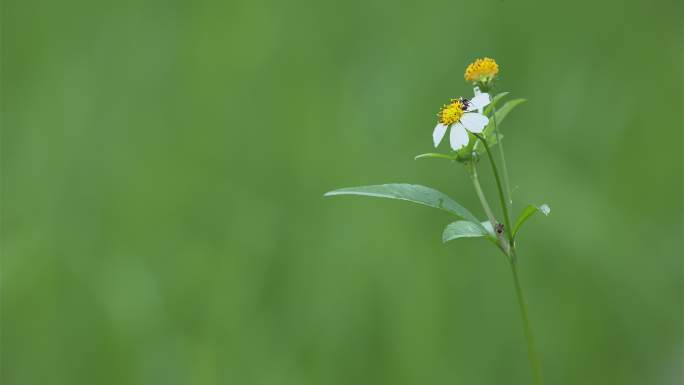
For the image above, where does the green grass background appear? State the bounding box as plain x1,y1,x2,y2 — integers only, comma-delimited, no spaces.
2,0,682,384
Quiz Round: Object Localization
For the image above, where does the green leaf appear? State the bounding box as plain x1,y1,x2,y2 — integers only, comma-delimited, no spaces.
324,184,482,224
481,221,494,235
512,204,551,238
483,91,509,115
492,98,526,125
414,151,475,163
474,98,526,153
443,220,498,244
442,220,491,242
414,152,459,161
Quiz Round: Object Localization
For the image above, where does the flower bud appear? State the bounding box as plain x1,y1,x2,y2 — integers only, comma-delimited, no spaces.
464,57,499,92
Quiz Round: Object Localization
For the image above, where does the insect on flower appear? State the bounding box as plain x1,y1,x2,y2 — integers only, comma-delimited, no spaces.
432,93,491,150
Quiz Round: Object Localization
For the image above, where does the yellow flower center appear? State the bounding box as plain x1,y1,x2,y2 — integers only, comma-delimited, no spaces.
438,98,468,125
464,57,499,82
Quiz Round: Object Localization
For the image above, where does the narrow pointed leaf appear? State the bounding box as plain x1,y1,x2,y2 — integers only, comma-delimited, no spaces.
492,98,526,125
324,184,482,224
475,98,526,153
483,92,509,115
414,152,459,161
512,204,551,238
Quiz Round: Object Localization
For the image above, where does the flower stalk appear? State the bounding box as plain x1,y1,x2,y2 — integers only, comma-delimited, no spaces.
466,163,496,227
466,161,509,252
491,104,513,208
473,133,513,247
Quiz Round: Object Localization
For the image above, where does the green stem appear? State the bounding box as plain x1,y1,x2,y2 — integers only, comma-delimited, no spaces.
473,133,513,245
467,162,508,252
491,104,513,208
510,257,544,385
467,163,497,228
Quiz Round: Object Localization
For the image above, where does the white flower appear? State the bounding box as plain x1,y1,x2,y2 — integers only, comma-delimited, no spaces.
432,93,491,151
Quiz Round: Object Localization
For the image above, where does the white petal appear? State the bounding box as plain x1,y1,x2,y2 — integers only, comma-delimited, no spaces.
432,123,447,147
460,113,489,133
467,93,491,111
449,123,469,150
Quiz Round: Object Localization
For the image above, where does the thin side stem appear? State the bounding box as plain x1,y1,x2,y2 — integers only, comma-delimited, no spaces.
468,164,497,227
491,104,513,208
468,163,508,252
473,133,513,245
510,257,544,385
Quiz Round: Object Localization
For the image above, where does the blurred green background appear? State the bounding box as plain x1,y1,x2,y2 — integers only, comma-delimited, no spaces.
2,0,682,384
